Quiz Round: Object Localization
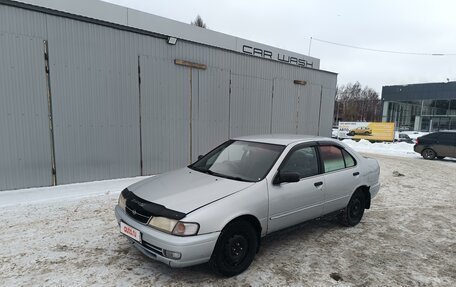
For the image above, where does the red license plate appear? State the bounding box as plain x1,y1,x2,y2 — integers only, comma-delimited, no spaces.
120,221,142,243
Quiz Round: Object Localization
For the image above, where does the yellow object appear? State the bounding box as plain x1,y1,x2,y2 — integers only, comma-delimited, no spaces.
352,122,395,141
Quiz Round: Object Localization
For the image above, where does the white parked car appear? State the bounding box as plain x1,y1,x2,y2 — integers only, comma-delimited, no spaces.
115,134,380,276
331,127,339,138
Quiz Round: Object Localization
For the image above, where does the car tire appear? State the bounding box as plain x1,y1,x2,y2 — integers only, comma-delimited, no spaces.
339,190,366,227
437,156,445,160
422,148,436,160
209,220,258,277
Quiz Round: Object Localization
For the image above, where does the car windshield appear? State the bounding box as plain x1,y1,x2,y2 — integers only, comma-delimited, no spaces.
189,140,285,182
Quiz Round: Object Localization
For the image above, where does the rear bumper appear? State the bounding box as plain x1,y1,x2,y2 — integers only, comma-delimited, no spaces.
370,182,380,199
115,205,220,268
413,144,423,154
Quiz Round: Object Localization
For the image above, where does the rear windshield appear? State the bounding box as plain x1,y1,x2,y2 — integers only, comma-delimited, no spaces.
424,133,440,139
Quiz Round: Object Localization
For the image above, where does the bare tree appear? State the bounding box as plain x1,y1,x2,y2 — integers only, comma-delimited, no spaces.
191,15,207,28
334,82,381,124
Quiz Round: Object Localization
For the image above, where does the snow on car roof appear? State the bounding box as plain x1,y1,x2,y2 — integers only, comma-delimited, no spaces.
233,134,330,146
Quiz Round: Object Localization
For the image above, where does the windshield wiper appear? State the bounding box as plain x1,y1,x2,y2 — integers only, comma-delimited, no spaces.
190,167,219,176
217,174,252,182
191,167,252,182
189,166,207,173
207,171,252,182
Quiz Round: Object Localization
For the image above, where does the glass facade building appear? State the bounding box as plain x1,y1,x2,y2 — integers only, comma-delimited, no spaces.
382,82,456,131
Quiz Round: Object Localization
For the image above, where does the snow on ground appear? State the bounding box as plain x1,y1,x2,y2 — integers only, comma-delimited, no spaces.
1,147,455,286
343,139,456,162
0,176,149,208
342,139,420,158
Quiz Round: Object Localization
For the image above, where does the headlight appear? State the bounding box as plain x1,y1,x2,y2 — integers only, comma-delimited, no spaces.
118,191,127,211
148,217,199,236
172,222,199,236
148,217,178,233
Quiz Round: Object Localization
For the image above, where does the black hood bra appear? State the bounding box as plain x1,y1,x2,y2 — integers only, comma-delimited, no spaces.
122,188,186,224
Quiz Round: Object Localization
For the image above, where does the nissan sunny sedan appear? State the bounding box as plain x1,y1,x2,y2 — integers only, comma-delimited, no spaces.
115,134,380,276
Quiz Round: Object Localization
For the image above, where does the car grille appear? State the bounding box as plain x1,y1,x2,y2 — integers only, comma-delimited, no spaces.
125,205,150,224
122,188,186,224
125,190,154,224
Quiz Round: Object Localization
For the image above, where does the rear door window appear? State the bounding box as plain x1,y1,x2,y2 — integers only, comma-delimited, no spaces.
438,133,456,145
319,145,357,172
319,146,345,172
342,149,356,167
425,133,439,140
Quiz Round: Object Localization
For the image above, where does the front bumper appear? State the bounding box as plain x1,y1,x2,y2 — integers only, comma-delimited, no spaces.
115,205,220,268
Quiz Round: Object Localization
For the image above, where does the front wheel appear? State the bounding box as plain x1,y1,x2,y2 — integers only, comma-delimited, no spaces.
422,148,436,160
210,220,258,277
339,190,366,227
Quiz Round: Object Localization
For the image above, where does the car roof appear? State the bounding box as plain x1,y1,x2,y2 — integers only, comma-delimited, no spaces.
232,134,331,146
424,131,456,136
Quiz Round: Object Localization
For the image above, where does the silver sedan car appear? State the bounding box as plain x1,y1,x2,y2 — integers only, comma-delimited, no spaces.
115,134,380,276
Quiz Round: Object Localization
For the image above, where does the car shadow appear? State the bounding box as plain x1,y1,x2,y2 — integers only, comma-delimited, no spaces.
417,157,456,163
182,215,343,280
121,214,350,285
119,215,346,282
259,214,341,248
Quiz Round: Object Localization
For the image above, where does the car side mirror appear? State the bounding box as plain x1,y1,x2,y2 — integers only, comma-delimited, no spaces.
197,155,204,160
274,171,300,185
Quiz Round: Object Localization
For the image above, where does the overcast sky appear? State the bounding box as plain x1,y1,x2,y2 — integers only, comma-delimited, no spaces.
103,0,456,94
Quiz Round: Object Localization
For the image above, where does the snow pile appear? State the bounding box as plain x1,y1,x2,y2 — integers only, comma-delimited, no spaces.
0,176,149,208
342,139,419,158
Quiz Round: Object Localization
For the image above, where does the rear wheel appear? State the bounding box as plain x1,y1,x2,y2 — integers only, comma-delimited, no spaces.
422,148,436,160
210,220,258,277
339,190,366,227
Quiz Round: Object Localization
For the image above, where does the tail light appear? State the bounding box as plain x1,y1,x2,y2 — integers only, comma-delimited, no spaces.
416,138,419,145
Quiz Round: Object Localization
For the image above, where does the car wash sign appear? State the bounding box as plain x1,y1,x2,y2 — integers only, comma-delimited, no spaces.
237,40,320,69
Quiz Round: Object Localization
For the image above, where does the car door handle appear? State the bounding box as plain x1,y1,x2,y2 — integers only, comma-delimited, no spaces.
314,181,323,187
353,172,360,176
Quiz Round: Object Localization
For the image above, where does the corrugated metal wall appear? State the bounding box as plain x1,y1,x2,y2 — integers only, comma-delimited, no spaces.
0,3,337,191
140,56,190,174
297,84,322,135
47,16,141,184
271,78,299,134
191,67,231,161
230,74,273,138
0,32,53,190
319,87,337,134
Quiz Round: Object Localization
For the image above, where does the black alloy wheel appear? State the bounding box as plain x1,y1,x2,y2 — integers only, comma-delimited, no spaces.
340,190,366,227
224,234,248,265
210,220,258,277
